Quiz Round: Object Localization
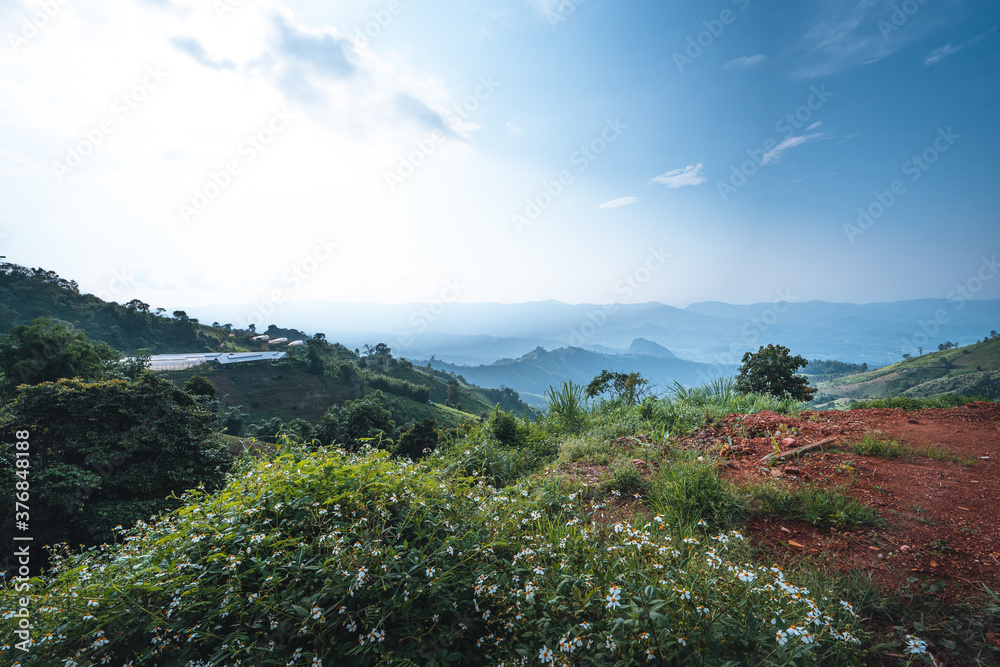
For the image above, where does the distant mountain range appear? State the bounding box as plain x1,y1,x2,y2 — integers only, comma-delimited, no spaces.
424,344,730,407
11,258,996,412
187,298,1000,367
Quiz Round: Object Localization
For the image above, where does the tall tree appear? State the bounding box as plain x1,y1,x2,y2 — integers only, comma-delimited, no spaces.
0,318,118,398
735,344,815,401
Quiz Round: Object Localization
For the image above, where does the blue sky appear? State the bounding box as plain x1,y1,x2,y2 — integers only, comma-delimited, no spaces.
0,0,997,312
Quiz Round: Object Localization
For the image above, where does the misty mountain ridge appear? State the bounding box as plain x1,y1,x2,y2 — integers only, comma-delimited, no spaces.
423,345,734,407
186,297,1000,366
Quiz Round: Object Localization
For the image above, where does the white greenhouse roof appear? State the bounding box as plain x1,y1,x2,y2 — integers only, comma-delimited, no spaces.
147,351,286,371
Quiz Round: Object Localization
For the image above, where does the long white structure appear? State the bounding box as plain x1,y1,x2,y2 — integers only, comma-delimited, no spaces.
148,351,287,371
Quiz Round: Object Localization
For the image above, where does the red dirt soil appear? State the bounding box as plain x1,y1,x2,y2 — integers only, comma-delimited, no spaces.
679,402,1000,604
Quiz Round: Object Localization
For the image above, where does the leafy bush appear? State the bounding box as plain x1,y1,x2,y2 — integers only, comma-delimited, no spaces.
435,420,553,487
394,418,439,460
585,370,650,406
559,434,612,465
314,393,395,451
1,449,870,665
0,317,119,398
183,374,216,398
486,406,534,448
0,375,232,567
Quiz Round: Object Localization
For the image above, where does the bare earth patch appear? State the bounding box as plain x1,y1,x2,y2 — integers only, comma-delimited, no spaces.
680,402,1000,604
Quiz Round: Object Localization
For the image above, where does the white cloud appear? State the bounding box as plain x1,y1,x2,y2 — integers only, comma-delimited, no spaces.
649,163,706,188
0,0,506,307
598,196,637,209
761,133,823,165
724,54,767,70
924,29,995,65
505,121,522,134
786,2,931,78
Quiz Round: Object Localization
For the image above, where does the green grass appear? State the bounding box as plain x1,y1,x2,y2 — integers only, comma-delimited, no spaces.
848,433,974,465
746,482,883,531
849,394,982,410
850,433,910,458
649,454,747,529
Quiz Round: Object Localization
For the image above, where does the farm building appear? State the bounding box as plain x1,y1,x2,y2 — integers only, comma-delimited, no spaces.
146,351,287,371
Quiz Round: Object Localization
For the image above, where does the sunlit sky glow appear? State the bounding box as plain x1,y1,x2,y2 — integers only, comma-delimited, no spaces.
1,0,998,312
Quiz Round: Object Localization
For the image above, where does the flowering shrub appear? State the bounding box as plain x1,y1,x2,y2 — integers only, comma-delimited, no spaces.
0,445,874,666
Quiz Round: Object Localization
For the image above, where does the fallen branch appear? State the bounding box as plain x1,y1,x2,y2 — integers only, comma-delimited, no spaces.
760,437,836,465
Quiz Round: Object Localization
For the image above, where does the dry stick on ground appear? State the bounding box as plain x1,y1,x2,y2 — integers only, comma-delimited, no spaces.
759,437,837,465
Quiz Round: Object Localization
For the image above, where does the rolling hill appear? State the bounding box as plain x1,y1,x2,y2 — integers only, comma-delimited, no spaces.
811,335,1000,408
156,360,519,433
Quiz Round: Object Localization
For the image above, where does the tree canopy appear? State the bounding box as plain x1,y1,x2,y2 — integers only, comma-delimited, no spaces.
735,344,815,401
0,317,119,398
585,370,649,405
314,393,396,451
0,375,232,564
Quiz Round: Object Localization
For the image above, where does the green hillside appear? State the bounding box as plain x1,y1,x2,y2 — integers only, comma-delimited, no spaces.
0,261,302,354
811,334,1000,408
158,354,535,434
0,260,536,436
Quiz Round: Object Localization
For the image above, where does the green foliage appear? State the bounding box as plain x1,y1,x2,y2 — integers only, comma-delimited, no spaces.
849,394,982,410
3,449,869,666
0,375,233,562
363,371,431,403
849,434,910,459
747,483,883,531
104,349,151,381
650,456,746,529
804,359,869,376
848,433,972,465
0,317,119,398
0,261,291,354
605,456,649,497
437,436,544,487
183,374,216,398
736,344,816,401
585,369,650,405
559,433,612,465
446,375,461,407
394,418,439,459
314,393,396,451
305,335,327,375
487,405,528,447
545,380,589,433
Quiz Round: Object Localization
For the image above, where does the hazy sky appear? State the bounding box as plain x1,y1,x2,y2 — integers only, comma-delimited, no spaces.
1,0,998,311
